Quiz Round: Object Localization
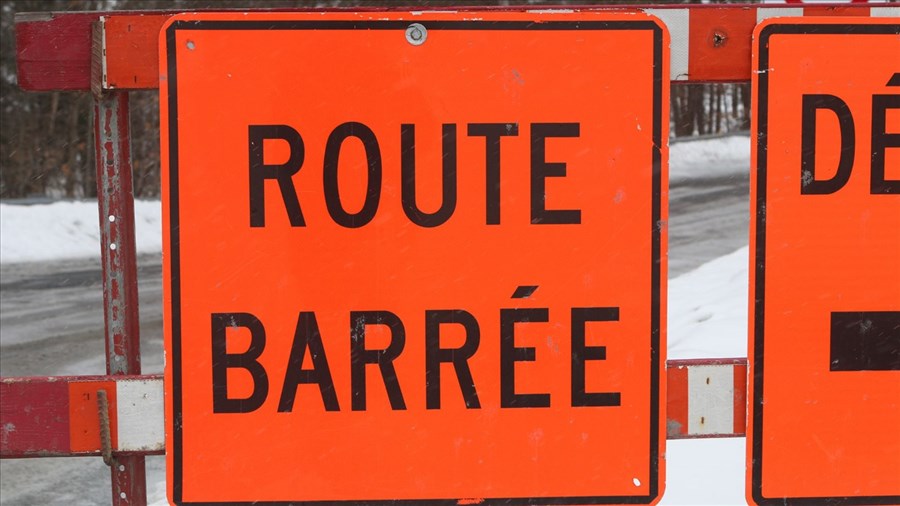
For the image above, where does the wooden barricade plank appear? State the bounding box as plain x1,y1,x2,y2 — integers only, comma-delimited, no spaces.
1,360,747,458
16,5,894,91
1,375,165,458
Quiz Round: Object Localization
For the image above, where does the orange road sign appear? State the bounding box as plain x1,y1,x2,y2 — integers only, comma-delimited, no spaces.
749,17,900,506
160,10,668,505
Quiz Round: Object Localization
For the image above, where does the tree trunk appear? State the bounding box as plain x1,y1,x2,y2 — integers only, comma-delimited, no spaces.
740,83,751,130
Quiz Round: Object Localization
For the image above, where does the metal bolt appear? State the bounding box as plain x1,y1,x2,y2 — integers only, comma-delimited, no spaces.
406,23,427,46
712,31,727,48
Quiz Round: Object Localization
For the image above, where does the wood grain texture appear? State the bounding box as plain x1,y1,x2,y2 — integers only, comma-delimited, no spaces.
16,12,100,91
0,378,70,456
105,15,169,90
0,375,164,458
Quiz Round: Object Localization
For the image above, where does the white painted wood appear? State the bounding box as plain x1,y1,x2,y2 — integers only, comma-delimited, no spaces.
757,8,804,23
116,378,164,451
688,365,734,435
870,7,900,17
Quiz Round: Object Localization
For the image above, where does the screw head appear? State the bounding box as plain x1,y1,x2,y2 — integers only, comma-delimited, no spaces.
406,23,427,46
712,31,727,48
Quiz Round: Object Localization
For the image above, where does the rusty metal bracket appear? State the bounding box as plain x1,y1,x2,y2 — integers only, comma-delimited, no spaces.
96,389,117,467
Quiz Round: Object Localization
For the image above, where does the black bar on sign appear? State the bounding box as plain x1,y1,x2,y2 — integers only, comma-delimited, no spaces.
830,311,900,372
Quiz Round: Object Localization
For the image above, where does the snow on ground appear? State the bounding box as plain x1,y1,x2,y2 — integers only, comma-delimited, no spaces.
2,135,751,505
663,247,748,505
670,134,749,183
669,246,748,360
0,200,162,264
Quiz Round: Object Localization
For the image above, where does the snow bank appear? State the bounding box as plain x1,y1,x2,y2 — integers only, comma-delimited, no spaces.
670,135,749,182
668,246,748,360
0,200,161,264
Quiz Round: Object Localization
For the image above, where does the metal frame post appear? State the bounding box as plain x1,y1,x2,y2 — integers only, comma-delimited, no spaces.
93,89,147,506
91,15,147,504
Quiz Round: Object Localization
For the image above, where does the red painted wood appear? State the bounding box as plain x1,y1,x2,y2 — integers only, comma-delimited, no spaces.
666,363,689,438
16,5,879,91
2,360,747,459
788,0,870,4
0,375,163,458
804,5,871,16
15,12,99,91
666,357,747,367
666,359,748,439
733,362,747,436
0,378,70,457
688,7,757,82
105,15,169,90
68,380,117,453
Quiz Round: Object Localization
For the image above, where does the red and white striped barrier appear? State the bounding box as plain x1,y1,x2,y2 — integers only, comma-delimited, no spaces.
0,375,163,457
647,4,898,81
666,359,747,439
1,360,750,457
14,5,899,91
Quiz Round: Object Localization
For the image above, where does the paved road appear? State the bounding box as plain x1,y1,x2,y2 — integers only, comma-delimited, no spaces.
0,172,749,505
0,255,168,506
668,174,749,277
0,255,165,377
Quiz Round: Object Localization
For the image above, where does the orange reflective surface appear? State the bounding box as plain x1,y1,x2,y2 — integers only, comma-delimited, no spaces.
161,11,668,504
749,17,900,505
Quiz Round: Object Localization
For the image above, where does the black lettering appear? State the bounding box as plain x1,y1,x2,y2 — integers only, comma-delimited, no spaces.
530,123,582,224
871,93,900,194
500,308,551,408
425,309,481,409
248,125,305,227
468,123,519,225
278,312,340,412
401,124,458,227
211,313,269,413
571,307,622,407
323,122,382,228
350,311,406,411
800,94,855,195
